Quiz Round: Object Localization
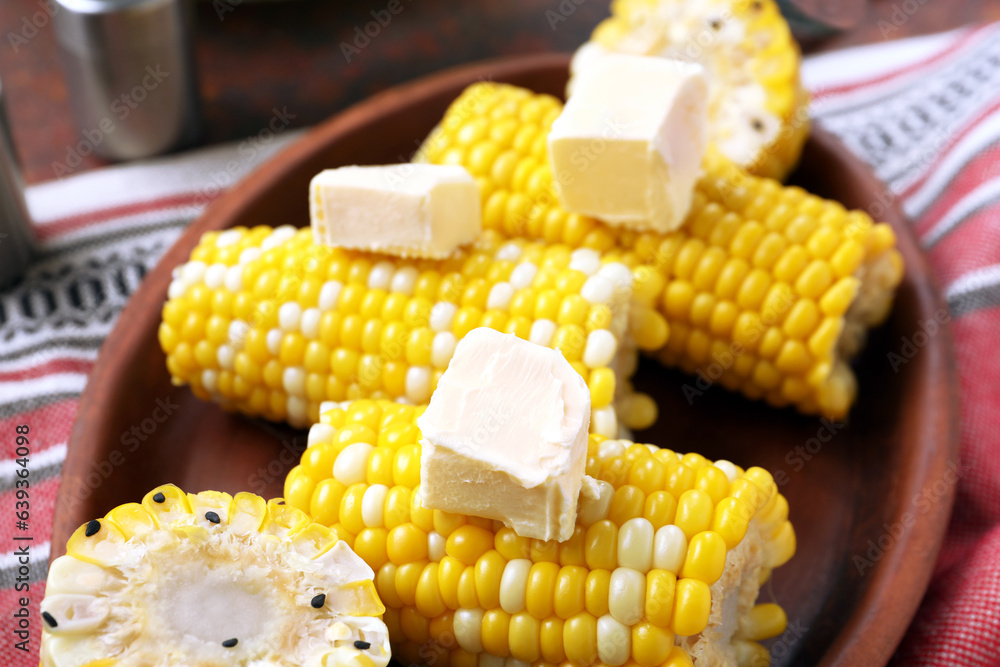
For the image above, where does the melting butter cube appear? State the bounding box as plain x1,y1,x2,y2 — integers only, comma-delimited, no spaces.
549,54,709,233
417,328,591,542
310,164,481,259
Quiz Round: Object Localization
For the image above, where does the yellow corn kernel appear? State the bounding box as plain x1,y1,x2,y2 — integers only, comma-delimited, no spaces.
737,602,788,642
585,569,612,618
446,525,495,565
438,555,464,610
525,561,559,619
475,550,506,610
674,490,713,539
671,578,711,637
632,622,674,667
680,531,727,584
481,609,512,657
563,613,599,666
540,617,566,663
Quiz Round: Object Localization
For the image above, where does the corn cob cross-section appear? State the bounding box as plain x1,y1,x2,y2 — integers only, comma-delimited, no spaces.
41,485,390,667
285,400,795,667
160,226,656,435
420,82,904,418
574,0,809,180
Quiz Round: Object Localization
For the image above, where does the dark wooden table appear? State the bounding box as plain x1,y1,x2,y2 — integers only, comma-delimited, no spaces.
1,0,997,184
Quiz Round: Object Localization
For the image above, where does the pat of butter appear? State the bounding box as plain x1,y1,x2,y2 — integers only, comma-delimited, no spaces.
417,328,591,542
310,164,481,259
549,54,709,233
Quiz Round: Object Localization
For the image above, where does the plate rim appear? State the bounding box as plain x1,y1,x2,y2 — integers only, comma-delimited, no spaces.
57,53,961,667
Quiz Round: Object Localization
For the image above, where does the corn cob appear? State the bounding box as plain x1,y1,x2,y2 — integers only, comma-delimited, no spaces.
419,82,905,419
285,400,795,667
160,226,657,435
40,484,390,667
571,0,809,180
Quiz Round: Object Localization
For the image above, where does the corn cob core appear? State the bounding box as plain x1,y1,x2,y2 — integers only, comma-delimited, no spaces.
577,0,809,181
420,83,905,419
159,225,647,436
285,400,795,667
41,485,390,667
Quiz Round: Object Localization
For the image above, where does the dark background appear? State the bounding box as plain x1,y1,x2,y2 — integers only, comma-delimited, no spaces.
1,0,997,184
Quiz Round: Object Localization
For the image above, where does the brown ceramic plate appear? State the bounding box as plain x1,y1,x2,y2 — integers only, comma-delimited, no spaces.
56,54,959,666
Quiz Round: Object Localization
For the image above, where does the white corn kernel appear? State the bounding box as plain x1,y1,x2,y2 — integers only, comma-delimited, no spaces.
653,525,688,573
180,261,206,283
570,249,602,276
279,303,302,332
391,266,419,295
592,406,618,438
453,609,484,653
201,370,218,393
362,484,389,527
215,229,242,248
266,329,282,356
617,518,655,573
598,263,634,292
499,559,532,614
583,329,617,368
430,302,458,332
319,281,343,310
497,242,523,262
608,567,645,625
428,531,446,561
224,266,243,292
217,344,235,371
282,367,306,397
582,275,615,305
529,319,557,347
405,366,432,403
713,460,740,483
287,397,308,427
333,442,375,486
368,261,395,290
487,283,514,310
301,308,321,340
308,423,336,447
597,614,631,666
431,331,457,369
238,247,261,265
509,262,538,289
204,263,227,290
597,439,626,461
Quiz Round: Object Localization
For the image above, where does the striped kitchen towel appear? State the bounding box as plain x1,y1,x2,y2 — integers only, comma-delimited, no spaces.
2,23,1000,666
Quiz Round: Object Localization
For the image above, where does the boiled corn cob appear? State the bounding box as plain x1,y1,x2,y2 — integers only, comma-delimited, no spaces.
160,225,658,435
572,0,809,180
285,400,795,667
41,485,390,667
420,82,905,419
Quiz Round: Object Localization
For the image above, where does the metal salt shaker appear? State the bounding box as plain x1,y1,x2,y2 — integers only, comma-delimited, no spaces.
54,0,202,161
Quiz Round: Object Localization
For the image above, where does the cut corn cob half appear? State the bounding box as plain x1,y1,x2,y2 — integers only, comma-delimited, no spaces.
571,0,809,180
286,400,795,667
160,225,654,436
420,82,905,419
41,485,390,667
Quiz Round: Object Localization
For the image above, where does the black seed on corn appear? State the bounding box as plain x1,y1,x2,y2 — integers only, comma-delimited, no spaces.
205,511,221,524
710,18,722,30
354,640,371,650
85,520,101,537
222,638,238,648
42,612,58,628
311,593,326,608
752,118,765,132
153,492,166,503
